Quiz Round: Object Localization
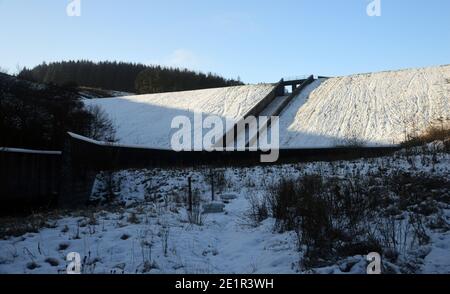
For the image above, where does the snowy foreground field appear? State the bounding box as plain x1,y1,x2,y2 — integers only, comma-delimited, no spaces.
0,144,449,274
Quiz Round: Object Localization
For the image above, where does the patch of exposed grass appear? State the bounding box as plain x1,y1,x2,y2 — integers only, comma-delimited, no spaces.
401,119,450,150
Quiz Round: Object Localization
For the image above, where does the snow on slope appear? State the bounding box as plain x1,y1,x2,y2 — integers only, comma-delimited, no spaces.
278,65,450,148
84,84,275,149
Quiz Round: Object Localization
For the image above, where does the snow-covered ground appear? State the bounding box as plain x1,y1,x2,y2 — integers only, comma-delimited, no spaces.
278,65,450,147
79,89,134,99
84,84,275,149
0,147,449,274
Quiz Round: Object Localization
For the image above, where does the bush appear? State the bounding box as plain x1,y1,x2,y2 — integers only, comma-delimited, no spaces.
213,169,227,192
401,119,450,149
268,176,337,265
268,178,300,231
388,172,449,215
186,190,205,226
91,171,122,203
245,193,269,226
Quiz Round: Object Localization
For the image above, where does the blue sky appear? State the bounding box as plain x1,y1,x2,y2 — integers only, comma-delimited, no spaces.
0,0,449,83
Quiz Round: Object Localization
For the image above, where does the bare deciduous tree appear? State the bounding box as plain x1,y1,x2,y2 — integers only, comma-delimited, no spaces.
85,105,117,142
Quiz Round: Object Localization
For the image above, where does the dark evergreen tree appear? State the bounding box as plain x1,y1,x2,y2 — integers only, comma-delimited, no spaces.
0,73,115,149
19,60,243,94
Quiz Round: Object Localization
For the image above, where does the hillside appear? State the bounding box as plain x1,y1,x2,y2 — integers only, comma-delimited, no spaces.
84,84,276,149
275,65,450,147
19,61,243,94
87,65,450,149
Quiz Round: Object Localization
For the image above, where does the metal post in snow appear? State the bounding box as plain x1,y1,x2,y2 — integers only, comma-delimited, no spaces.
188,176,192,211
